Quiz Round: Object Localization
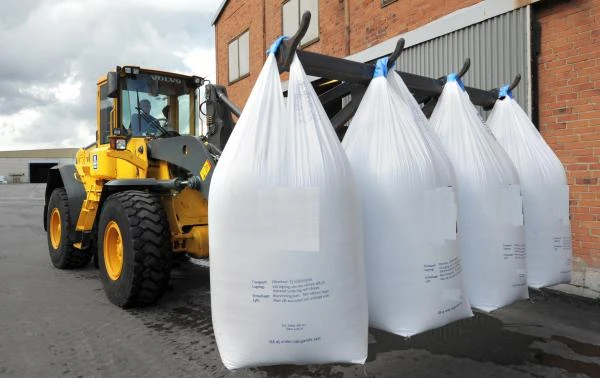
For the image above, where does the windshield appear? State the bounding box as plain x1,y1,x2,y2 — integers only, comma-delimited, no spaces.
121,73,196,137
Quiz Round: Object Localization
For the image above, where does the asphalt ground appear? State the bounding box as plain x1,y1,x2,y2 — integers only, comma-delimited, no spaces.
1,184,600,378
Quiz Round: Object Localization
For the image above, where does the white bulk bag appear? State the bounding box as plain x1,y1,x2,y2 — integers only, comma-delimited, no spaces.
209,47,367,369
429,75,529,312
487,89,571,288
342,59,472,336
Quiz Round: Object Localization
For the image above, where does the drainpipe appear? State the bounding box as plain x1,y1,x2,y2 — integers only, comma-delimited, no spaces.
530,4,541,129
262,0,267,57
344,0,350,55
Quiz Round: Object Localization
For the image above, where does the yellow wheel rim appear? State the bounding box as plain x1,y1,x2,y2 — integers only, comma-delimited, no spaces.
103,221,124,280
49,208,62,250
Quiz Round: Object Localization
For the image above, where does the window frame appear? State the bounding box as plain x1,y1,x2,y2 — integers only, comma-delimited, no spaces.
227,29,250,84
281,0,320,48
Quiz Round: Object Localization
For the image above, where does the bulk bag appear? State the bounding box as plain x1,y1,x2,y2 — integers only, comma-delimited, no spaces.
429,75,529,312
487,88,571,288
208,45,367,369
342,58,472,336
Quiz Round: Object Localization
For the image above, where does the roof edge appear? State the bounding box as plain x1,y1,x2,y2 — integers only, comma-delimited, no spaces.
0,148,79,159
211,0,229,26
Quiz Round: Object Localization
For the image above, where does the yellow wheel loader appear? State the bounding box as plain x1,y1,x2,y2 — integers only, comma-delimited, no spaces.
44,66,217,308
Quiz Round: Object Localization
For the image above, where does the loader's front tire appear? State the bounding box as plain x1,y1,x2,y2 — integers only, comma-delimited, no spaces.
47,188,93,269
98,191,172,308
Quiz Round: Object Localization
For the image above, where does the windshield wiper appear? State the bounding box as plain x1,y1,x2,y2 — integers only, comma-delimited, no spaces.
139,111,170,136
133,90,170,137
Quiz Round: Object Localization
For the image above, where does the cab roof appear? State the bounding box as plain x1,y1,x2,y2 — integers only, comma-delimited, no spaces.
97,66,199,85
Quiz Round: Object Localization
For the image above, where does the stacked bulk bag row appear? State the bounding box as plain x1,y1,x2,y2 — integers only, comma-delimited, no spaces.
209,37,568,368
209,40,367,369
343,58,472,337
429,74,529,312
487,87,572,288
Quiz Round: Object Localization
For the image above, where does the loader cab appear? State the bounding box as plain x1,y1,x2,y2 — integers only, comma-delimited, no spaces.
99,66,204,147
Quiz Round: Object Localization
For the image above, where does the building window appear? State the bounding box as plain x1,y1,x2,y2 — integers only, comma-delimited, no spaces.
381,0,398,6
228,30,250,83
282,0,319,46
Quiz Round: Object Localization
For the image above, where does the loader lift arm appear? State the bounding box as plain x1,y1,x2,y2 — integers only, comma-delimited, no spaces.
204,11,518,151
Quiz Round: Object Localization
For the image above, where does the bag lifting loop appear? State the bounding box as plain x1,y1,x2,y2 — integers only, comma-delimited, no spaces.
275,11,312,71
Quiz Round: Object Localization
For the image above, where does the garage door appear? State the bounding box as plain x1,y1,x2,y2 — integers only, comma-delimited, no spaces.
29,163,58,183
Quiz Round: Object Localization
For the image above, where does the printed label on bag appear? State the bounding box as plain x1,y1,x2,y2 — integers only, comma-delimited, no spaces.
551,222,572,275
424,256,462,284
269,323,322,346
437,300,466,316
515,269,527,287
502,242,526,261
250,278,330,304
268,336,321,345
250,277,327,347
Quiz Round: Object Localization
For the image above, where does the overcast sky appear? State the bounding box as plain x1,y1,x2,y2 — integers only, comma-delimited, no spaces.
0,0,221,151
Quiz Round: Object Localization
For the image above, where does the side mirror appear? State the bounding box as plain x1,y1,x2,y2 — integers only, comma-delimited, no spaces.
107,72,119,98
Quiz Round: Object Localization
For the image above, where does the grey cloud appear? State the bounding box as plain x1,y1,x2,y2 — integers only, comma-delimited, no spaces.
0,0,219,150
0,0,45,28
0,81,52,114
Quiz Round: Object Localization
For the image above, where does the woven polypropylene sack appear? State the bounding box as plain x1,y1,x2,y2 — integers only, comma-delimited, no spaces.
429,77,529,312
208,53,368,369
487,95,571,288
342,65,472,336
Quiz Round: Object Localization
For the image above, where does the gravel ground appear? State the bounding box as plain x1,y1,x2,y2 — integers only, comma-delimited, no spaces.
1,183,599,378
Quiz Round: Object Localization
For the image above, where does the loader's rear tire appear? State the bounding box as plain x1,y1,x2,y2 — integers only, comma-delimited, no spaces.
98,190,172,308
46,188,93,269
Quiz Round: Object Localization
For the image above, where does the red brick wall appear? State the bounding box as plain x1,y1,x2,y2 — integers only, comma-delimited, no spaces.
537,0,600,269
348,0,478,53
215,0,267,108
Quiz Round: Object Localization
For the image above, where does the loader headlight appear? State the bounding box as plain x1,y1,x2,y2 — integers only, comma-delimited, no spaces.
110,137,127,150
192,76,204,86
123,66,140,75
115,138,127,150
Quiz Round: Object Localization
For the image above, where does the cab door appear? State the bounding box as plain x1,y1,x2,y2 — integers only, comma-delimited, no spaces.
89,80,118,179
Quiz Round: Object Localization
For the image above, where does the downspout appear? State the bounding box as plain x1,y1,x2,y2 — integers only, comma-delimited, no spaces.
530,4,541,129
344,0,350,55
262,0,267,56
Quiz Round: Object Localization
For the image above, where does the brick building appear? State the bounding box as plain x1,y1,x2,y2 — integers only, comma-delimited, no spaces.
212,0,600,290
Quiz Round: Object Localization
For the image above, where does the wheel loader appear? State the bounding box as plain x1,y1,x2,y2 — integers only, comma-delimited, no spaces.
44,66,218,307
43,12,504,309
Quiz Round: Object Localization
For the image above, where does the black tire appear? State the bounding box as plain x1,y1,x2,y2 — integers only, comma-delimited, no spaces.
46,188,93,269
98,190,172,308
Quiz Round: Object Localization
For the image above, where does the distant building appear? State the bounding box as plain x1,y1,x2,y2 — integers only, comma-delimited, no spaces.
212,0,600,289
0,148,77,183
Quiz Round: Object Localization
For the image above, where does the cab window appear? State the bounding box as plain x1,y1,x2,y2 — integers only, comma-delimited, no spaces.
99,84,113,144
120,74,196,136
178,94,190,135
